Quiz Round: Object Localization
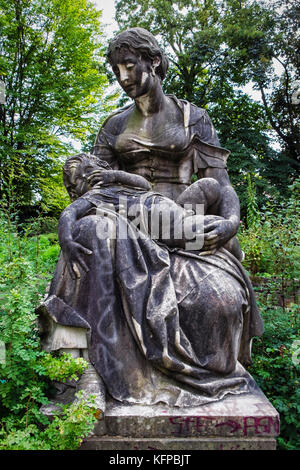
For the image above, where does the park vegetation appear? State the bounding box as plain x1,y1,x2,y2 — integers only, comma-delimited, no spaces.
0,0,299,450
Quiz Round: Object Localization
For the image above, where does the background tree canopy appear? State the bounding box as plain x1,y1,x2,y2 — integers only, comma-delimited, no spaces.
0,0,299,451
114,0,300,214
0,0,116,217
1,0,299,218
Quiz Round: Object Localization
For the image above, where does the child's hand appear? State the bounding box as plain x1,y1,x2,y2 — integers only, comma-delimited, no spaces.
62,240,92,279
87,170,115,187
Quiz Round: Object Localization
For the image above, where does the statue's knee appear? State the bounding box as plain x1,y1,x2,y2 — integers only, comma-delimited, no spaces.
72,216,116,253
210,287,244,326
95,216,116,241
177,177,221,212
193,178,221,208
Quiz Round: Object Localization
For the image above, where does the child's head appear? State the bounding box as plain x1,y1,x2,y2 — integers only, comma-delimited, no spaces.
63,153,111,201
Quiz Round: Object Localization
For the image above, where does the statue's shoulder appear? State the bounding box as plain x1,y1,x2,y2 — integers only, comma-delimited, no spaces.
100,103,134,133
167,95,208,126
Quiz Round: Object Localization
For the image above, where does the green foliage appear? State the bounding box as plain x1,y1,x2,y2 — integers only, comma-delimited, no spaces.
239,177,300,449
245,173,260,229
223,0,300,175
0,0,116,214
0,392,97,450
39,353,88,383
0,208,96,449
249,302,300,450
239,178,300,278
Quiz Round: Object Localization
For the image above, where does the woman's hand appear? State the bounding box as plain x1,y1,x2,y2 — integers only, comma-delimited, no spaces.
203,218,235,252
62,240,92,279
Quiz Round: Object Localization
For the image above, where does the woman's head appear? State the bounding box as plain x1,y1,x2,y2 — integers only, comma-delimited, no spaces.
63,153,111,200
107,27,169,82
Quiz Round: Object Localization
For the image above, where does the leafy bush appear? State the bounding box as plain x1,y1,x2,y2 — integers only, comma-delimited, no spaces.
239,176,300,450
249,302,300,450
0,392,97,450
238,178,300,280
0,210,97,450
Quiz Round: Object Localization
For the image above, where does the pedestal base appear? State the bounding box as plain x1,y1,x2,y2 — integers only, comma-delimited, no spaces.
80,375,279,451
81,436,276,450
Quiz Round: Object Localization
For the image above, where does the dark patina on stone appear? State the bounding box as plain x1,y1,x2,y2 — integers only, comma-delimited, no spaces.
37,27,275,449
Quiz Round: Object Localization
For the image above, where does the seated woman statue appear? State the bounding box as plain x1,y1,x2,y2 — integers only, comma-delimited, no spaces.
38,28,263,412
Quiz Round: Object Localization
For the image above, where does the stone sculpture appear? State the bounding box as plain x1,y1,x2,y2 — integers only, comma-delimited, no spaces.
38,27,263,414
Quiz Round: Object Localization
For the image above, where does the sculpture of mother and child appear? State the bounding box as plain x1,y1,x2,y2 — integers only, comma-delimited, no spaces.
38,27,263,414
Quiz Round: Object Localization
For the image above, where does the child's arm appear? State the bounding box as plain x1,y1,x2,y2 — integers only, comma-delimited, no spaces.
111,170,151,190
88,169,151,190
58,198,93,278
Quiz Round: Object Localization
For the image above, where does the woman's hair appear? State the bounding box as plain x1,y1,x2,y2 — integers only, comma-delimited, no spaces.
63,153,111,188
107,27,169,81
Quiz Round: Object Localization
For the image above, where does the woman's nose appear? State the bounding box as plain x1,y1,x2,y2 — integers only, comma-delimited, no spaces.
118,65,130,84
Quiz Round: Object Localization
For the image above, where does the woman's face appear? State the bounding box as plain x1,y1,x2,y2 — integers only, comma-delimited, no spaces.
111,47,156,99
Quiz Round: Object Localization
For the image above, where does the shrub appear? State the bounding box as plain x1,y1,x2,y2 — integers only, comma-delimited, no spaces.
238,178,300,280
249,302,300,450
239,176,300,450
0,392,97,450
0,210,96,450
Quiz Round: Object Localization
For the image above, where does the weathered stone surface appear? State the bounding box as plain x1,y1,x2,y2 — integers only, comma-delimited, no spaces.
38,30,276,452
38,27,265,413
80,436,276,451
81,377,279,450
95,381,279,438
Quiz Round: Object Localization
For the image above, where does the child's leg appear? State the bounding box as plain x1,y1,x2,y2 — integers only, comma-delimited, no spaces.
176,178,221,213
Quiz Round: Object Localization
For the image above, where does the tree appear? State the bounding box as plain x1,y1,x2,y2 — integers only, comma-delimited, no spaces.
114,0,300,210
115,0,232,104
223,0,300,180
114,0,278,212
0,0,114,215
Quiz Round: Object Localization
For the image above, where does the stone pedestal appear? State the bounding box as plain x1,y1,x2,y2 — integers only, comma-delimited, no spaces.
80,376,279,451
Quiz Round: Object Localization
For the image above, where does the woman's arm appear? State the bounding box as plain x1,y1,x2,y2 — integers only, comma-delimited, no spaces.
91,114,122,170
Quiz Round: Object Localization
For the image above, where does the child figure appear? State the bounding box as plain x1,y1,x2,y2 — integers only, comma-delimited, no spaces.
60,153,243,281
176,177,244,261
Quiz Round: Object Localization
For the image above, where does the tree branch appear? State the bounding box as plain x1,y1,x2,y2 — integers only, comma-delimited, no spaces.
259,83,288,142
